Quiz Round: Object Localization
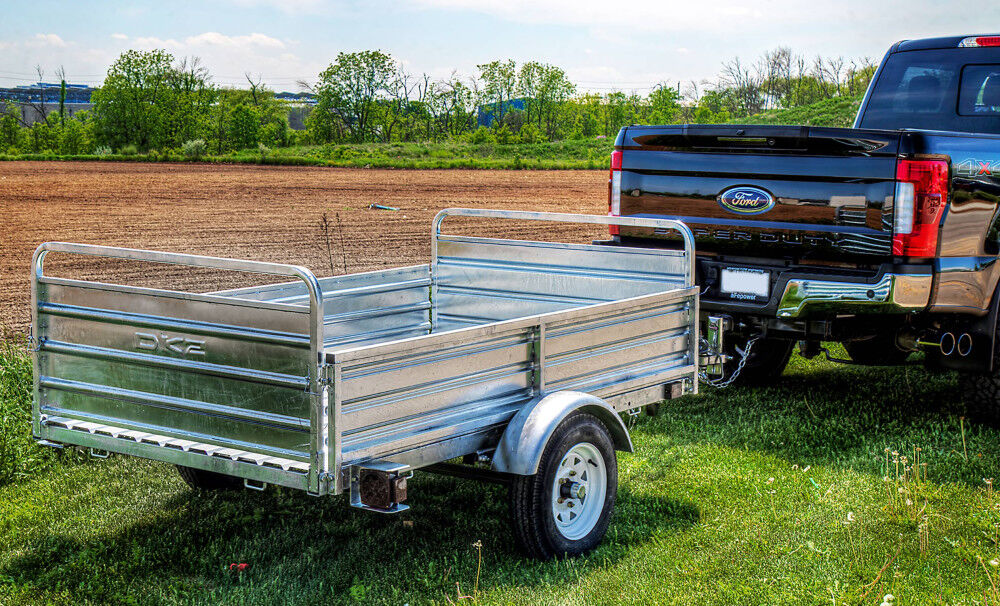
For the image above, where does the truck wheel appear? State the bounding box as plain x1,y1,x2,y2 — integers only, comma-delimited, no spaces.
725,336,795,386
960,372,1000,427
844,334,910,365
175,465,243,490
509,413,618,559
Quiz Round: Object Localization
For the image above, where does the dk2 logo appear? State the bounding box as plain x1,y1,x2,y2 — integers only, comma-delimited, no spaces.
135,332,206,357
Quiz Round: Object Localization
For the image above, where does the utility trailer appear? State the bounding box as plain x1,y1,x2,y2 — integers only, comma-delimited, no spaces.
30,209,701,558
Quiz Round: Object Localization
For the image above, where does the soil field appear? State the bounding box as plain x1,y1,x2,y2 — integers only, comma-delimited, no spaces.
1,161,607,334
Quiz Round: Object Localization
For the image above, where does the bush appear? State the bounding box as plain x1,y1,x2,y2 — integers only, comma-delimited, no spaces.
120,144,138,156
181,139,207,160
257,142,271,161
0,338,71,486
466,126,496,144
93,145,112,156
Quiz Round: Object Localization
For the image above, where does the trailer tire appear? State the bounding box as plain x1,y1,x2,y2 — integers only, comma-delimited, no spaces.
175,465,243,490
508,412,618,559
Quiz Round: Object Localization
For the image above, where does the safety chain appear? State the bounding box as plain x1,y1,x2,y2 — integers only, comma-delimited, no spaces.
699,335,761,388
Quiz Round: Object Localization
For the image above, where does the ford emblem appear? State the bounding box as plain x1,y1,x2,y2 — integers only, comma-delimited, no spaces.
717,186,775,215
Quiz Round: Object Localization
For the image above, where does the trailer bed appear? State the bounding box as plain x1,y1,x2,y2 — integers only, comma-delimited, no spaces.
31,209,698,498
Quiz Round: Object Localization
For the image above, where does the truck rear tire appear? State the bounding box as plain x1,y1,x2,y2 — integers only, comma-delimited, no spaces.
725,336,795,386
175,465,243,490
509,412,618,559
844,334,911,365
960,372,1000,427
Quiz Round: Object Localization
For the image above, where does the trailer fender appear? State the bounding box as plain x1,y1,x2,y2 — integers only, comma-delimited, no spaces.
491,391,633,476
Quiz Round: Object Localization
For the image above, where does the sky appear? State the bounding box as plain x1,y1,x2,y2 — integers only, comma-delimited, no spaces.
1,0,999,93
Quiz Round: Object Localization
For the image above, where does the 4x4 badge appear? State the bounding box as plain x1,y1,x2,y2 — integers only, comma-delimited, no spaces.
718,186,776,215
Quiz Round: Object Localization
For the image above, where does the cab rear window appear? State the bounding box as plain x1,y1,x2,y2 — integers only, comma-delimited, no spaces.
958,65,1000,115
859,48,1000,133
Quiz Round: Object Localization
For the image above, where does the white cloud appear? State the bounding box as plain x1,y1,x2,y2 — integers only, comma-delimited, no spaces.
126,32,319,86
185,32,285,49
411,0,765,32
111,33,129,41
28,33,68,48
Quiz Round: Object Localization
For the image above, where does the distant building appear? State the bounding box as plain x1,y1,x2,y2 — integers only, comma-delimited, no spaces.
477,98,528,128
0,82,317,128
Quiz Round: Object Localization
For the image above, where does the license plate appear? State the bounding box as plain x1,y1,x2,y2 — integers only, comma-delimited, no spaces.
720,268,769,300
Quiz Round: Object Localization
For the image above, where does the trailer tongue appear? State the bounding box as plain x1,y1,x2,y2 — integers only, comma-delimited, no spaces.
31,209,702,559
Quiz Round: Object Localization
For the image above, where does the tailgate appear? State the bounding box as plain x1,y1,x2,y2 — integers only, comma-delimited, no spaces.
30,243,330,494
617,125,902,261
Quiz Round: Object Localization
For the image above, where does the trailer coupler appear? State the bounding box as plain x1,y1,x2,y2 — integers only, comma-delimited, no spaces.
348,462,411,513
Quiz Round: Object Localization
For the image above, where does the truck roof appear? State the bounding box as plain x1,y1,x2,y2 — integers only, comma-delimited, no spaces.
895,34,1000,52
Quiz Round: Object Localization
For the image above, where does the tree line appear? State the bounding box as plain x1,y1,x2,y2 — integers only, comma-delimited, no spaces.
0,47,875,156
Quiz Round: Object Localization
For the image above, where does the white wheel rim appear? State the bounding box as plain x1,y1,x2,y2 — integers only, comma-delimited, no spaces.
551,442,607,540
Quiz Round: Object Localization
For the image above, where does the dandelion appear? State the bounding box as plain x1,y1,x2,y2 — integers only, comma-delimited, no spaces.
766,477,775,485
845,511,856,524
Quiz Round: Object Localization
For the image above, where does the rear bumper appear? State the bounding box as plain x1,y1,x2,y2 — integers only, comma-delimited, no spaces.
776,272,933,318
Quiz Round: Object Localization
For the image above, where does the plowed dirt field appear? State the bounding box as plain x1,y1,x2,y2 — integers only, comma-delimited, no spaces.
1,161,606,333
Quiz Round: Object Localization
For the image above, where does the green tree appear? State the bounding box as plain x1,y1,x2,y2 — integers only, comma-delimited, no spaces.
477,59,517,127
314,50,396,142
0,102,21,151
160,56,216,149
91,49,175,150
227,104,259,150
59,113,92,154
647,84,682,124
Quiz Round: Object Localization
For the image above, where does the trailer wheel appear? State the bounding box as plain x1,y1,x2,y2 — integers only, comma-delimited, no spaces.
175,465,243,490
509,412,618,559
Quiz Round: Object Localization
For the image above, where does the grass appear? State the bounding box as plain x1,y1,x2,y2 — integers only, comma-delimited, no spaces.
739,94,865,128
2,339,999,604
0,139,615,171
0,338,75,486
0,96,869,171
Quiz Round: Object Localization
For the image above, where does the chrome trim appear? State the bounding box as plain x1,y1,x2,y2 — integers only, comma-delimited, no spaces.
777,273,932,318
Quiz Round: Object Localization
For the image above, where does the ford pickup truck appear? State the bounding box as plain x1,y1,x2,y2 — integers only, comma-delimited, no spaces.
608,34,1000,423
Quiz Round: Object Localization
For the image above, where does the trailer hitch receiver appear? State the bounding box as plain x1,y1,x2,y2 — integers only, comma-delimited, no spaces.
348,462,411,513
359,469,408,510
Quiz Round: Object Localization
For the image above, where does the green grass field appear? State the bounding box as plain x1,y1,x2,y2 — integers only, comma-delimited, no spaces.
2,339,999,605
0,94,866,171
738,95,865,129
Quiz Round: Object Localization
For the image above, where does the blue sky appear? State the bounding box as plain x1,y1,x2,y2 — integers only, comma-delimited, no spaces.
1,0,999,92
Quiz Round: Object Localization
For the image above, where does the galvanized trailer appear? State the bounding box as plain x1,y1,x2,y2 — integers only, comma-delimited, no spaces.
30,209,699,558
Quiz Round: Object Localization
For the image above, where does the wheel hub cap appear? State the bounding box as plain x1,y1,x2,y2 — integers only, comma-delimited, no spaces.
551,442,607,540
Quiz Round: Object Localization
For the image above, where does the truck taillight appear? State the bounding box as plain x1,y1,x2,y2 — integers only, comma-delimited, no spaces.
959,35,1000,47
608,150,622,235
892,158,949,257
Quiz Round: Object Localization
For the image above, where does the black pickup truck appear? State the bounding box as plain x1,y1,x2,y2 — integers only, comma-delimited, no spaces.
609,34,1000,422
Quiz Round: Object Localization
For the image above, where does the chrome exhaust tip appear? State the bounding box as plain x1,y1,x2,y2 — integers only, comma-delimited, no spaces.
940,332,956,356
957,332,973,357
